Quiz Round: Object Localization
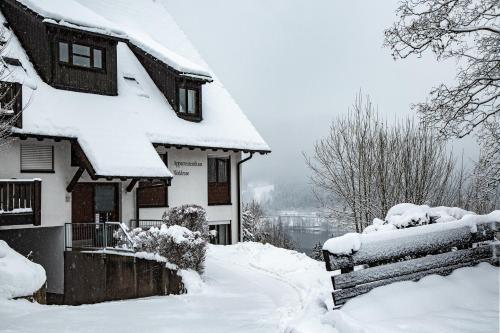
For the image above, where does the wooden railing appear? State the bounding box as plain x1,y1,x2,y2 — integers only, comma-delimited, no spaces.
323,220,499,307
0,179,41,226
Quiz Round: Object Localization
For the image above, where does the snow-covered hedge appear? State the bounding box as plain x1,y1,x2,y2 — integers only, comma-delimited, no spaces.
0,240,46,299
130,225,207,273
129,205,209,273
162,204,210,239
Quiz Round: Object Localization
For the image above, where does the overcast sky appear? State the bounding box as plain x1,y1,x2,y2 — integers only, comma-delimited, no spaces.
163,0,476,186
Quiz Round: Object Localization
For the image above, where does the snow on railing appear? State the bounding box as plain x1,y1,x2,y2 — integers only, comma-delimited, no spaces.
0,179,41,226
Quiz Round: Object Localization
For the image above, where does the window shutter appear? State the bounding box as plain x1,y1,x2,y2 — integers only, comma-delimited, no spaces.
21,145,54,172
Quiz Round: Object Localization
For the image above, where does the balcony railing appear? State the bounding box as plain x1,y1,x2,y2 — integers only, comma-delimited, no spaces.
64,222,134,252
0,179,41,226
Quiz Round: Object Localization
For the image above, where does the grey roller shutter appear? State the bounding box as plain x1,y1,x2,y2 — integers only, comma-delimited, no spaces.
20,145,54,172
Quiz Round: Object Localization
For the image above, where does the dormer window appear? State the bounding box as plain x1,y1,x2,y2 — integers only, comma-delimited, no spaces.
177,83,202,122
58,42,104,70
179,88,197,115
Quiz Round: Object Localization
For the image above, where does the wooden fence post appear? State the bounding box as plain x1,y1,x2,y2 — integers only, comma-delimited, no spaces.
33,180,41,226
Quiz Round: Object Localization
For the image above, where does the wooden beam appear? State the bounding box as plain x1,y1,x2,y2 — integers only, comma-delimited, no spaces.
66,167,85,193
33,180,41,226
126,179,139,192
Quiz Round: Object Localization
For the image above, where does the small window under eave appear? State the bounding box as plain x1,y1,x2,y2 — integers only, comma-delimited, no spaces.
176,82,202,122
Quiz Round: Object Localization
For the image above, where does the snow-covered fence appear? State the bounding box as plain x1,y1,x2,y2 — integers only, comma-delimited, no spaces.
0,179,41,226
323,220,499,307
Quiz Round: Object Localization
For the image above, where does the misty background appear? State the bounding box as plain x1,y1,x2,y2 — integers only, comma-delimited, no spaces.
163,0,477,211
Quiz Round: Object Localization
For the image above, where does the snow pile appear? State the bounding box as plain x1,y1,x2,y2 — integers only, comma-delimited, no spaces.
365,203,480,234
323,233,361,255
377,203,474,230
326,263,499,333
0,240,46,299
178,269,204,294
323,206,499,255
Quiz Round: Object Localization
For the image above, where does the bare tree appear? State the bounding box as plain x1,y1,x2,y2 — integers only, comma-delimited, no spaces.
0,26,21,148
305,93,459,232
384,0,500,181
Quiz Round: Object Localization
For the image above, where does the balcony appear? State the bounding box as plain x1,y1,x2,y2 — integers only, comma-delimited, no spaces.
0,179,41,226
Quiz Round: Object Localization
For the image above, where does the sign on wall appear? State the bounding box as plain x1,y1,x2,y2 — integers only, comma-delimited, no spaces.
173,160,203,176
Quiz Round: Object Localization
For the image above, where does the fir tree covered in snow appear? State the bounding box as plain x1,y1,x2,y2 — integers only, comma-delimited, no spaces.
242,200,264,242
311,241,324,262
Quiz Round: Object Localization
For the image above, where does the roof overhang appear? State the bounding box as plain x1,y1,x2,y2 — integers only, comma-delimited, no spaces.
152,142,271,155
10,132,173,181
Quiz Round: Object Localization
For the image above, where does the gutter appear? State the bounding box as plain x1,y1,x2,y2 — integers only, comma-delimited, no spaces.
236,152,254,242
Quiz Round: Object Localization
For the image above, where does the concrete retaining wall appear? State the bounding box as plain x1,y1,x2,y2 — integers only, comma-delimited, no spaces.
64,251,184,305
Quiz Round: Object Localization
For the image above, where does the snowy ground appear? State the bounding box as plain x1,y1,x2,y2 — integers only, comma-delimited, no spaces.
0,243,498,333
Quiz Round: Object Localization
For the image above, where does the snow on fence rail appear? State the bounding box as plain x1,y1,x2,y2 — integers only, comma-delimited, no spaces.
323,219,499,307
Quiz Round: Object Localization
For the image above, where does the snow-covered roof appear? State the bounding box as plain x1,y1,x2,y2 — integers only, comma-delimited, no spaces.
15,0,126,38
13,0,211,79
1,1,269,178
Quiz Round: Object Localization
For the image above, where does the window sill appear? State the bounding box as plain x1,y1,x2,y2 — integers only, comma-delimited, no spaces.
176,112,202,123
20,170,55,174
137,205,169,209
208,202,232,206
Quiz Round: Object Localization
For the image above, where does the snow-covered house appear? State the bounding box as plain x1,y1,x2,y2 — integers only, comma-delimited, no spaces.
0,0,269,298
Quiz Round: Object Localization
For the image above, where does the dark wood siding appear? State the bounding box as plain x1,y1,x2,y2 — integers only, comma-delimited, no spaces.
129,44,178,106
1,0,118,96
49,27,118,95
0,0,51,82
129,44,204,121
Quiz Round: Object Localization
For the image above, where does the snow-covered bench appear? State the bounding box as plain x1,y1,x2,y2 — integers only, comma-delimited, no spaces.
323,218,499,307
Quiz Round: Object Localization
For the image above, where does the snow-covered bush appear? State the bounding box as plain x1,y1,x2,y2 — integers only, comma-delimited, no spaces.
162,204,209,239
363,203,474,233
130,224,207,273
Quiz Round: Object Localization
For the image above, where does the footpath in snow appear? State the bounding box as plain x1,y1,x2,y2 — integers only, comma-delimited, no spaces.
0,242,498,333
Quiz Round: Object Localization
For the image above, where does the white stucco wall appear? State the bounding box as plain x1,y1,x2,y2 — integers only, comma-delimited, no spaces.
1,139,242,243
139,148,241,244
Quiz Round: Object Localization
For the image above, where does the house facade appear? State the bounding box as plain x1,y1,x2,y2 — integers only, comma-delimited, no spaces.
0,0,269,299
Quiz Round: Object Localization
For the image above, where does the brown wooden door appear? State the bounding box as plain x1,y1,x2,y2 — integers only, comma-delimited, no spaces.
72,183,94,223
72,183,119,223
